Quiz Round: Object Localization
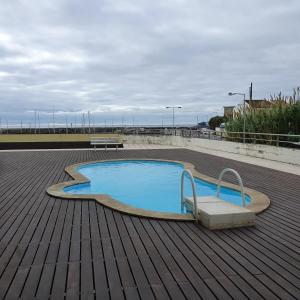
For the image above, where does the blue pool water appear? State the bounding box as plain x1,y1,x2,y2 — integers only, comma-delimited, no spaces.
65,160,250,214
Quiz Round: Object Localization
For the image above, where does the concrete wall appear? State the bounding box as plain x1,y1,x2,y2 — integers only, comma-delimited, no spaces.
125,135,300,165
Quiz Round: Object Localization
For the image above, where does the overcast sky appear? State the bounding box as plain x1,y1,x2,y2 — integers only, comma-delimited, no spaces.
0,0,300,126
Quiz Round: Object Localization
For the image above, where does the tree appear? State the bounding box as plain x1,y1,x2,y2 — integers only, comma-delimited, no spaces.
208,116,224,130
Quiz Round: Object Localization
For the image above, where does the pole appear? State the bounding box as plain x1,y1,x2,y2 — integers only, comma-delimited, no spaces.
249,82,253,100
52,108,55,134
38,112,40,133
34,110,37,134
166,106,181,134
88,111,91,134
65,115,68,134
92,115,95,134
243,94,246,144
82,113,86,134
228,92,246,143
172,107,175,129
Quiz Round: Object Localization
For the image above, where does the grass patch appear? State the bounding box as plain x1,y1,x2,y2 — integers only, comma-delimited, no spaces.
0,133,122,143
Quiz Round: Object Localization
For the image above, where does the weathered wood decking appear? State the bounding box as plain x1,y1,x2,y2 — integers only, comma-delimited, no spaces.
0,149,299,299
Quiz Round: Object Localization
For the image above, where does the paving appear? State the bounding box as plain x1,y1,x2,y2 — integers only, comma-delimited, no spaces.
0,149,299,299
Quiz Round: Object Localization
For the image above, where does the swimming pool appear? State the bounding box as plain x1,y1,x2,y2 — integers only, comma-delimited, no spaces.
64,160,250,214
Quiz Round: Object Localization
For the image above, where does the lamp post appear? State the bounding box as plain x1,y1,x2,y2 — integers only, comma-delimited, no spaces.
228,92,246,144
166,106,182,133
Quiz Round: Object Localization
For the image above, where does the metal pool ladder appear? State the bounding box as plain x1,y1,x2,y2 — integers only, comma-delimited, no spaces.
181,169,198,222
216,168,246,207
181,168,246,222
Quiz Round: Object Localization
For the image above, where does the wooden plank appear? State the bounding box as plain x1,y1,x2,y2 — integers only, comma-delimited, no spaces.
21,264,44,299
0,149,299,300
4,266,30,300
226,229,300,282
185,223,281,299
0,155,70,297
116,214,157,298
80,260,94,299
127,217,186,300
93,259,110,300
66,261,80,299
215,230,300,299
240,227,300,269
149,220,217,300
35,263,56,299
51,263,68,299
96,206,125,299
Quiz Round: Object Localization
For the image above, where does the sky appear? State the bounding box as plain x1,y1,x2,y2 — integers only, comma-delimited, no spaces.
0,0,300,127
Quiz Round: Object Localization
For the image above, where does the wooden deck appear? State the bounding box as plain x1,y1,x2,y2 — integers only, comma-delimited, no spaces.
0,149,299,299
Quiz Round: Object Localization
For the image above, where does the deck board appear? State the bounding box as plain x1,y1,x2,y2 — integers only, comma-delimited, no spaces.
0,149,299,299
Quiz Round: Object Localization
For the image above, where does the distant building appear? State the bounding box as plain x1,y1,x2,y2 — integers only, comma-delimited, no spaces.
245,99,272,109
196,122,208,129
223,106,235,119
225,100,275,120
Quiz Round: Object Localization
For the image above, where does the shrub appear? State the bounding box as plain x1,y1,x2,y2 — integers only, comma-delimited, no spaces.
208,116,225,130
226,101,300,135
225,91,300,145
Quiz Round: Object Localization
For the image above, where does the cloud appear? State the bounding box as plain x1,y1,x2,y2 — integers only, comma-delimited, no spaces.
0,0,300,126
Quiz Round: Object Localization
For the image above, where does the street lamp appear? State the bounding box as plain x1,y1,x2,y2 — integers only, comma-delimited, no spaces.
228,92,246,144
166,106,182,130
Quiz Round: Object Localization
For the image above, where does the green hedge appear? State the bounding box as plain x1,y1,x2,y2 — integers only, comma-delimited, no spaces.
225,101,300,146
226,101,300,135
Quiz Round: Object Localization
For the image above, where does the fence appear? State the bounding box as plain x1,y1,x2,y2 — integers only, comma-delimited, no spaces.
124,128,300,148
1,126,299,148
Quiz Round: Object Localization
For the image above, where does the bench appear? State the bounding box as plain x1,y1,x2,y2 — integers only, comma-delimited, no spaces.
90,137,123,151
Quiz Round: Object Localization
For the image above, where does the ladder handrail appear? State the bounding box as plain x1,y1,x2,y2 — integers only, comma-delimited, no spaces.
216,168,246,207
181,169,198,221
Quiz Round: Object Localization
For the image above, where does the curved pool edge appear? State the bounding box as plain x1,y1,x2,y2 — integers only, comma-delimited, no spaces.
46,158,270,220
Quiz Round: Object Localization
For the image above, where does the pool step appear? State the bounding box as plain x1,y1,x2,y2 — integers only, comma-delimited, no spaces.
183,196,222,212
184,196,223,205
184,196,255,230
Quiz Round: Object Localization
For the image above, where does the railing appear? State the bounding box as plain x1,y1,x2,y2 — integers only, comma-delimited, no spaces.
178,129,300,148
222,131,300,147
122,128,299,148
181,169,198,222
2,125,300,148
216,168,246,207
